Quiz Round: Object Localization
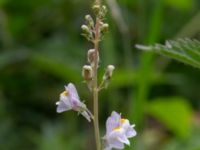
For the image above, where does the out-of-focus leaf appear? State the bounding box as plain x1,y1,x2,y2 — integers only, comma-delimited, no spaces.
164,0,192,10
108,69,185,89
31,53,81,82
136,38,200,69
118,0,136,6
147,97,193,138
37,123,87,150
0,49,81,82
0,0,6,6
162,127,200,150
108,69,162,88
0,50,30,70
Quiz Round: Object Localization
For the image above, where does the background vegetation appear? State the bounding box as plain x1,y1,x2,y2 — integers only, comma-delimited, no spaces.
0,0,200,149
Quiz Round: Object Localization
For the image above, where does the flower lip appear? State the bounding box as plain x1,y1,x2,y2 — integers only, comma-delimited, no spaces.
120,118,127,124
60,91,68,96
113,126,122,132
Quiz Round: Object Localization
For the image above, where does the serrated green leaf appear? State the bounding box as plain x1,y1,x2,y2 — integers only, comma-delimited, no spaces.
136,38,200,69
147,97,193,138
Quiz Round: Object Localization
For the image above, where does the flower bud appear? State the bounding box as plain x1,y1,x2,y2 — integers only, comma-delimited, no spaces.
103,65,115,81
92,5,100,16
87,49,99,66
85,15,94,27
102,5,107,11
100,21,104,26
101,5,108,16
82,65,93,81
81,25,90,33
101,23,109,33
85,15,91,20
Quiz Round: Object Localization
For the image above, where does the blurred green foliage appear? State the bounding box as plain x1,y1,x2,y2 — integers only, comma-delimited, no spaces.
147,97,193,138
0,0,200,150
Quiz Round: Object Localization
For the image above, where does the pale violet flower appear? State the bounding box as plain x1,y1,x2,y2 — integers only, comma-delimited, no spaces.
56,83,92,122
104,111,136,150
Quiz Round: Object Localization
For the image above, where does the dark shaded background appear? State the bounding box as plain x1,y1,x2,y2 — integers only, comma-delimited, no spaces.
0,0,200,149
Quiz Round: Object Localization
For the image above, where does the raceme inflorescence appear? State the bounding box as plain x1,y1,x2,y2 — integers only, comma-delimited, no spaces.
55,3,136,150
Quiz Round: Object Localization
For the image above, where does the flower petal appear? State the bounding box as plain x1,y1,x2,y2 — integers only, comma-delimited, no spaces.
121,119,137,138
56,96,72,113
121,119,130,128
66,83,80,100
106,111,121,134
107,135,124,149
103,146,112,150
117,134,130,146
126,127,137,138
70,99,87,112
110,142,124,149
106,128,126,149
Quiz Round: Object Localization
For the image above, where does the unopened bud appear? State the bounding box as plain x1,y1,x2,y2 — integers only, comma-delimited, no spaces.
102,5,108,15
92,5,100,16
87,49,99,66
82,65,93,81
85,15,91,20
85,15,94,27
81,25,90,33
100,21,104,26
103,65,115,80
101,23,109,33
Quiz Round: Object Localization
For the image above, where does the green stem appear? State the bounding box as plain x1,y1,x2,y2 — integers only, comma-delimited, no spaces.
93,0,101,149
96,0,101,5
93,16,101,150
93,87,100,150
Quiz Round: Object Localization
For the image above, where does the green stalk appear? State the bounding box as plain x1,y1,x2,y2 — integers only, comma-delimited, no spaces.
93,15,101,150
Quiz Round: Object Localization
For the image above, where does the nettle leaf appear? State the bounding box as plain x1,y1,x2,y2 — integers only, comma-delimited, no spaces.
136,38,200,69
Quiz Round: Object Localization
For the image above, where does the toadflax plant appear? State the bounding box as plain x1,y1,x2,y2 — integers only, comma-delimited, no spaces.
55,0,136,150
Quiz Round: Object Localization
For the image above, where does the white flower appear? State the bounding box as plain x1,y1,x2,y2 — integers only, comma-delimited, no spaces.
56,83,92,122
104,111,136,150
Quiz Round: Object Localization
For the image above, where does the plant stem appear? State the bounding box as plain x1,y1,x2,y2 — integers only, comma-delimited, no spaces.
93,87,100,150
93,16,101,150
93,0,101,149
96,0,101,5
